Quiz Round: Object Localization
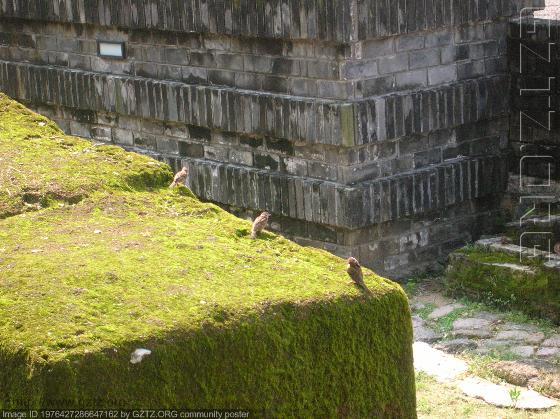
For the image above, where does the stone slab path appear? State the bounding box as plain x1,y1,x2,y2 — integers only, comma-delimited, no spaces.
459,377,557,410
409,279,560,410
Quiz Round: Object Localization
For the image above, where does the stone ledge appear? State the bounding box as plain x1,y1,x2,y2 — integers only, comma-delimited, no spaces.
184,154,507,229
0,0,540,42
475,236,560,262
0,60,509,147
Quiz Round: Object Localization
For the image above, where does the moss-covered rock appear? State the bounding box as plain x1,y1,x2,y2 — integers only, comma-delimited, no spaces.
445,248,560,324
0,94,416,416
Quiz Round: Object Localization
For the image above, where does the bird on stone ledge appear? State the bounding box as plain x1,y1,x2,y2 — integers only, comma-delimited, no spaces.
169,166,188,188
251,211,270,239
346,257,373,295
554,242,560,256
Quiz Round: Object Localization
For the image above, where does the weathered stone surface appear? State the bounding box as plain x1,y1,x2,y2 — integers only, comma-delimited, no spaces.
434,339,477,354
542,335,560,348
453,318,492,330
536,347,560,357
459,377,557,409
413,342,468,382
184,156,505,230
453,329,493,339
490,361,540,386
428,303,465,320
495,331,545,345
510,346,536,358
470,312,503,322
477,339,516,351
413,316,443,343
0,0,538,42
483,262,536,274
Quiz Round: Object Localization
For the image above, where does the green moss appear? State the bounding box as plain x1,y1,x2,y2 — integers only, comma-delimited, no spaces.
0,93,171,219
446,248,560,323
0,95,416,415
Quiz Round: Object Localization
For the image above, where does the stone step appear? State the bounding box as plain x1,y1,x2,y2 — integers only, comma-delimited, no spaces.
503,214,560,250
475,236,560,269
183,155,506,230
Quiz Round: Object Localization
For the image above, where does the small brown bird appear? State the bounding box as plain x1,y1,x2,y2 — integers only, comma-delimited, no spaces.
346,257,372,295
251,211,270,239
170,166,188,188
554,242,560,256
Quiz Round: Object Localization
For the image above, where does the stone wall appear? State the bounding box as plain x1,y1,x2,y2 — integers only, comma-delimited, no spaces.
0,0,545,278
509,17,560,183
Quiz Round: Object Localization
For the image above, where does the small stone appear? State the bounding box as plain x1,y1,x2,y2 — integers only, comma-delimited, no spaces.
536,347,560,357
477,339,516,350
542,335,560,347
31,249,43,253
453,329,493,339
413,323,443,343
473,312,503,322
435,339,477,353
510,346,536,358
490,361,539,386
495,330,545,345
94,229,102,234
428,303,465,320
453,318,492,330
412,315,423,327
410,301,426,311
500,322,540,333
130,348,151,364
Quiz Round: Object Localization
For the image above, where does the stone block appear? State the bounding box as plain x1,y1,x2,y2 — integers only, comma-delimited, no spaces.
425,29,453,48
229,149,253,166
428,64,457,86
378,53,409,75
396,33,425,51
457,60,485,80
409,49,440,70
113,128,134,146
396,69,428,90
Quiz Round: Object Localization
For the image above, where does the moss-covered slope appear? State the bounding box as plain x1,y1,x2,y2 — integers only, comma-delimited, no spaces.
0,96,170,219
0,94,416,416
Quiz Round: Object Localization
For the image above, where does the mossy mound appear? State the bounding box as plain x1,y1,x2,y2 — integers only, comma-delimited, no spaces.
0,94,416,416
0,96,171,219
446,248,560,323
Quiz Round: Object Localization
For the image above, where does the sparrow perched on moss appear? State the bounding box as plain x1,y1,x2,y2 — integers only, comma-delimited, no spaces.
346,257,372,295
554,242,560,256
251,211,270,239
170,167,188,188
